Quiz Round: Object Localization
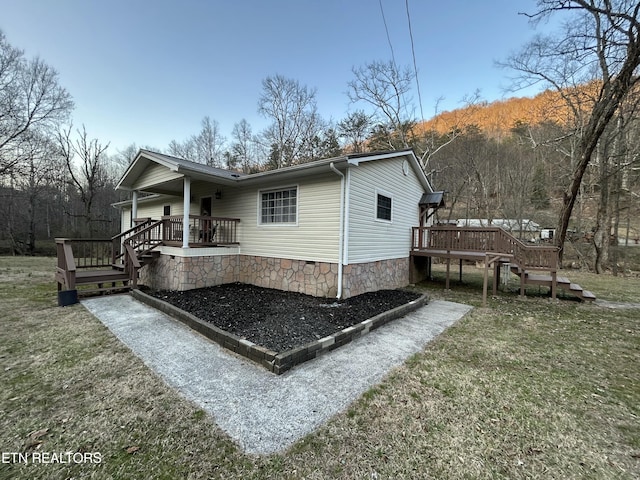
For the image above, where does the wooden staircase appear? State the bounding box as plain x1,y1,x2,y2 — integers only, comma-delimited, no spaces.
55,219,164,296
510,267,596,302
411,226,596,303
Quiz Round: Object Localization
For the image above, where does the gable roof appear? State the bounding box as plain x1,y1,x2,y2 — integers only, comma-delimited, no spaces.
116,148,432,193
116,149,247,191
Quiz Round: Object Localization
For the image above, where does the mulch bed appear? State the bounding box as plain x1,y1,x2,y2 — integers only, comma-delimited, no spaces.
146,283,421,352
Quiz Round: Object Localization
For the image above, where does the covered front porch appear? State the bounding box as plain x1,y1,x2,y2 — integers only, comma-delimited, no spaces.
133,215,240,248
117,149,247,249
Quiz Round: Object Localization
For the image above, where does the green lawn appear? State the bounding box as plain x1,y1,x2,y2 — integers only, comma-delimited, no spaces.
0,257,638,479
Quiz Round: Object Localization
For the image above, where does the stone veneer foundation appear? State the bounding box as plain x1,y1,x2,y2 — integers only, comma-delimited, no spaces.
342,257,410,298
140,249,411,299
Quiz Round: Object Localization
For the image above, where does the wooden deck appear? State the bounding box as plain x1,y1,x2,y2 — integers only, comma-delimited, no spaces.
55,215,240,298
411,226,595,304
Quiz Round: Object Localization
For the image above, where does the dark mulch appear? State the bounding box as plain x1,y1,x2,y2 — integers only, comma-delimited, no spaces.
146,283,421,352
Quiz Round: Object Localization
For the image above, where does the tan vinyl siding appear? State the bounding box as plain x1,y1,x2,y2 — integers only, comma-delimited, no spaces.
347,157,424,263
215,173,342,263
132,163,182,191
121,174,343,262
119,196,189,231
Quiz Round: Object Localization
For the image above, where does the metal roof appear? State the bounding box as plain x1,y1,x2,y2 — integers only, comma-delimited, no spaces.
419,191,446,207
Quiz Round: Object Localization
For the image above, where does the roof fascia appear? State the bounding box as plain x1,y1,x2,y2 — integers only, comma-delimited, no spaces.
348,149,432,193
116,149,181,191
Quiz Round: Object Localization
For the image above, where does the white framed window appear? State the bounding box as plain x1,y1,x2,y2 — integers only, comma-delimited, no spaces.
376,191,393,222
259,186,298,224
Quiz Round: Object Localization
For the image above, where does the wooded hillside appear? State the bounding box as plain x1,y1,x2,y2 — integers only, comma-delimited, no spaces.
418,84,602,138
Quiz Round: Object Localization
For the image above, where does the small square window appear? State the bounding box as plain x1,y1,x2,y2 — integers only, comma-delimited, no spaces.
163,205,171,216
377,194,392,221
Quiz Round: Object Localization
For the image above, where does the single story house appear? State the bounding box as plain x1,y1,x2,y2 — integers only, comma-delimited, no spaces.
114,148,440,299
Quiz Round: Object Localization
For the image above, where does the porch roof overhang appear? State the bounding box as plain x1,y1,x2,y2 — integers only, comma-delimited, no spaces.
116,149,247,194
419,191,446,208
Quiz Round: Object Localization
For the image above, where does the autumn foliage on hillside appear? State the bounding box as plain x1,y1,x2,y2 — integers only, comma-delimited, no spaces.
417,83,601,137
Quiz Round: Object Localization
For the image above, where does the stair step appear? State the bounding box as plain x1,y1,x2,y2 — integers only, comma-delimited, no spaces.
569,283,583,292
525,273,551,283
80,285,131,295
582,290,596,300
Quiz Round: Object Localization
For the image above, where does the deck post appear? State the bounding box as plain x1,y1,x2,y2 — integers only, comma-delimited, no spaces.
483,254,489,306
493,261,500,295
445,256,451,290
182,176,191,249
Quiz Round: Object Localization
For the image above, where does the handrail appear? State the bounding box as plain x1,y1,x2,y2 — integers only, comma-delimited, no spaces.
412,226,559,273
112,218,154,264
162,215,240,245
123,219,164,257
124,243,142,288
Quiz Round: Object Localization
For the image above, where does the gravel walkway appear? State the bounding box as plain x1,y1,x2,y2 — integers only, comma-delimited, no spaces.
82,294,472,455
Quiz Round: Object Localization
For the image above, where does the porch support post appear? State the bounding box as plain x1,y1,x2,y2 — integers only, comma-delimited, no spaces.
131,190,139,227
182,176,191,248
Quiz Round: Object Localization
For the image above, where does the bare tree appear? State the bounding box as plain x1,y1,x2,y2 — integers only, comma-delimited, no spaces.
347,60,414,149
258,74,322,168
196,116,226,167
11,132,63,253
0,30,73,176
58,125,110,236
231,119,259,172
167,137,197,162
502,0,640,262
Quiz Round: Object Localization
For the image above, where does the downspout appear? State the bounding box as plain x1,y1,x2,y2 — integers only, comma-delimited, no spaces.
131,190,138,227
330,162,345,299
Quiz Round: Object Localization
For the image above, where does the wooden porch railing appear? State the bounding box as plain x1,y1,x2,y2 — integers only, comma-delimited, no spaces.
411,226,559,272
57,238,114,269
111,218,154,265
56,216,241,294
162,215,240,246
55,238,130,293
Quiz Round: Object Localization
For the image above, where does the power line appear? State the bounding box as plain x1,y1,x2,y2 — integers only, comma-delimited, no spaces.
406,0,424,122
379,0,398,69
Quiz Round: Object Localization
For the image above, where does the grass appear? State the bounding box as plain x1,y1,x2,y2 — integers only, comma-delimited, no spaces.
0,257,638,479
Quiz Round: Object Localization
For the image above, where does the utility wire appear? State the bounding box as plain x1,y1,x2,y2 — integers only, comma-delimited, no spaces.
406,0,424,123
379,0,398,69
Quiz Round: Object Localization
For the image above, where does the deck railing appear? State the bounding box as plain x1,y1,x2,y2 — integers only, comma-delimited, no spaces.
56,238,114,269
412,226,559,272
56,216,241,292
55,238,117,291
162,215,240,246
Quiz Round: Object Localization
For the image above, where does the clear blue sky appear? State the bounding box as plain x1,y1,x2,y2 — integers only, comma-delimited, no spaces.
3,0,548,155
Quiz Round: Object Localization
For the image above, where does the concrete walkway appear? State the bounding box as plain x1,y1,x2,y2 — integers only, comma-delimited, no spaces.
82,294,472,455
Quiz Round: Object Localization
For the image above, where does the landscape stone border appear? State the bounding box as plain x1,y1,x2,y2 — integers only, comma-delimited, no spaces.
131,288,429,374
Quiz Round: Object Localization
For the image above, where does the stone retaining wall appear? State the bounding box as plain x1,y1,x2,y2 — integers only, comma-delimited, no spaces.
132,289,428,374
